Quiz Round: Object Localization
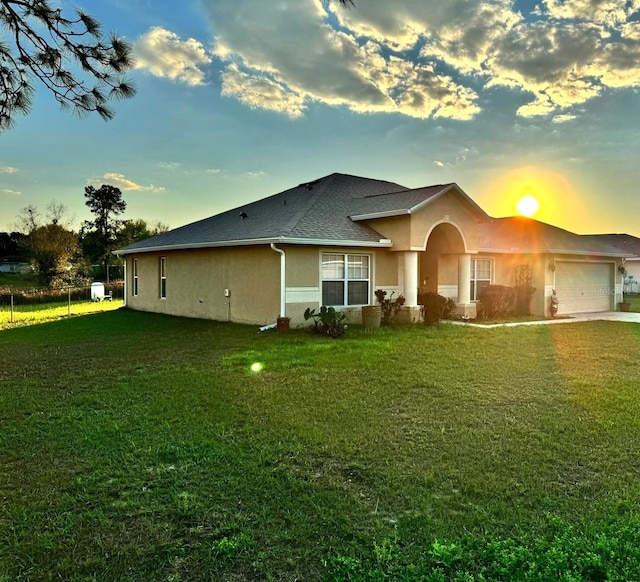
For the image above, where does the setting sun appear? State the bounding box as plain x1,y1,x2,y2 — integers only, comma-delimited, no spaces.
516,195,540,217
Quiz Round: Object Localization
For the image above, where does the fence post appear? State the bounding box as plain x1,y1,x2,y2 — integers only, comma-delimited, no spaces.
68,286,71,317
10,293,14,324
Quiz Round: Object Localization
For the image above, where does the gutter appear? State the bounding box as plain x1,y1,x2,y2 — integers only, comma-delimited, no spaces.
113,236,393,256
270,243,286,318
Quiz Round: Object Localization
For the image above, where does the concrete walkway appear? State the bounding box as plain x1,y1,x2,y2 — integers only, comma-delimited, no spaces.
450,311,640,328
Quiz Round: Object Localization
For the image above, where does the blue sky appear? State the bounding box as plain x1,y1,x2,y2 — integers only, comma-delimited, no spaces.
2,0,640,236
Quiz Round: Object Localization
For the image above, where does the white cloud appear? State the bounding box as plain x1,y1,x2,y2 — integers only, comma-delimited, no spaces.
205,168,221,174
0,166,18,174
158,161,182,170
201,0,640,121
552,113,577,123
433,160,445,167
88,173,165,193
134,27,212,86
0,188,21,196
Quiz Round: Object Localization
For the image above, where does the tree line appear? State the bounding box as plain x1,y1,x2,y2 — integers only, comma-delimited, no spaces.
1,184,168,287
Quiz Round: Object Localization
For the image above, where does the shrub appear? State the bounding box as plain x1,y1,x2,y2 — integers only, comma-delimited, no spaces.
514,285,536,316
419,292,448,326
374,289,406,325
303,306,348,337
477,285,516,320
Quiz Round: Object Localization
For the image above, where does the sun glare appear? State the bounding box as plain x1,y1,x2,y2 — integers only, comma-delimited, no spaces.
516,195,540,217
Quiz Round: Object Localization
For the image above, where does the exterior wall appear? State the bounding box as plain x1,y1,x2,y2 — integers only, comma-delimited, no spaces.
126,246,280,325
125,245,403,327
363,190,482,252
285,246,400,327
492,253,548,316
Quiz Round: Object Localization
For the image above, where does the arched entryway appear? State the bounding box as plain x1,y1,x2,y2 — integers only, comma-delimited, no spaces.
419,222,471,312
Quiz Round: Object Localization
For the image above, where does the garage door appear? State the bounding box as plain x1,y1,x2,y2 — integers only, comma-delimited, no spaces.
555,261,613,315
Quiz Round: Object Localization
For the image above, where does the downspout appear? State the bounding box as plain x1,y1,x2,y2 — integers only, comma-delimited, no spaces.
123,256,127,307
270,243,286,317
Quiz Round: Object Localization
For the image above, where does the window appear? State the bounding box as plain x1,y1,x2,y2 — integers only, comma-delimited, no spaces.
470,258,491,301
322,253,370,306
159,256,166,299
132,258,138,296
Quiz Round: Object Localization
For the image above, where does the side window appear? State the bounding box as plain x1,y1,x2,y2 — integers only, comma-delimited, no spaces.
160,256,167,299
132,258,138,296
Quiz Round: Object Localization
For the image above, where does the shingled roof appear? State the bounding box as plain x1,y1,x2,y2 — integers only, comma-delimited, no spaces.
116,173,413,254
478,217,635,257
115,172,635,260
582,234,640,258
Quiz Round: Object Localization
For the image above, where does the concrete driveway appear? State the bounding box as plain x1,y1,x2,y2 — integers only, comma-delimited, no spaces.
454,311,640,328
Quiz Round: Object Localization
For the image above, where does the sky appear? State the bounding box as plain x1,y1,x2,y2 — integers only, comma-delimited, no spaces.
2,0,640,236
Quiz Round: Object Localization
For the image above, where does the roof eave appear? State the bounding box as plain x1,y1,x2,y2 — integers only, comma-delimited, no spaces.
114,236,394,255
478,247,634,258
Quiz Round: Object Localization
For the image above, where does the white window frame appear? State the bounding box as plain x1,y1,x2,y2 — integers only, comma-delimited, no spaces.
321,252,371,306
132,258,138,296
470,257,492,302
159,256,167,299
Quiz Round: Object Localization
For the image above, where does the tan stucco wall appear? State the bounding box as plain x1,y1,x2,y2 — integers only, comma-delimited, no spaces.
125,245,404,327
365,190,482,252
126,246,280,324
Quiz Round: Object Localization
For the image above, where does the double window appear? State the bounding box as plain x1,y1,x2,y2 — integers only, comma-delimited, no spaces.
470,258,491,301
159,257,167,299
322,253,370,306
132,258,138,296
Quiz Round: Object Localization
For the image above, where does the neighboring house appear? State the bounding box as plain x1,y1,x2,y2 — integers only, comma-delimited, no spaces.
586,234,640,294
0,258,30,274
114,173,636,325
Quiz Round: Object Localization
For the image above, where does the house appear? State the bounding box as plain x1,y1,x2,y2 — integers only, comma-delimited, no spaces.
584,234,640,295
114,173,636,325
0,258,31,274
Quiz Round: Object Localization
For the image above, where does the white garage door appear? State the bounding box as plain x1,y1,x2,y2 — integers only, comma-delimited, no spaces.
555,261,613,315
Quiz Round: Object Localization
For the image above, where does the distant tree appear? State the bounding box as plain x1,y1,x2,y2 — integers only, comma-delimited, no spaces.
0,230,26,258
24,222,78,286
82,184,126,278
45,199,74,228
116,218,152,248
0,0,136,132
116,218,170,248
13,204,40,233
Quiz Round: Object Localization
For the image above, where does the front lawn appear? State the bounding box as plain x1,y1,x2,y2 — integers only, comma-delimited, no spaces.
625,293,640,312
1,311,640,580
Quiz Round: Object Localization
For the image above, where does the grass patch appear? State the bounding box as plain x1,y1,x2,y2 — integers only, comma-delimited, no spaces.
624,294,640,312
0,272,38,291
1,312,640,580
0,299,123,330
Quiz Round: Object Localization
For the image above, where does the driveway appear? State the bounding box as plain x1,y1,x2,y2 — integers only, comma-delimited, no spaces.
453,311,640,328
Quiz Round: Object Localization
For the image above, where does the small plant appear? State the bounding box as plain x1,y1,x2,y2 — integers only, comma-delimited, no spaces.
304,306,348,337
374,289,405,325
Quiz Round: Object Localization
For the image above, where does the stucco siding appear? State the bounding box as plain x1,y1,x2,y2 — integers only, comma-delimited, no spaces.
126,247,280,324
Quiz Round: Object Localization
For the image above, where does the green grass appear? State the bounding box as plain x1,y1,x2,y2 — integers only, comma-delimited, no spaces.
0,299,123,330
625,294,640,312
1,311,640,580
0,271,39,290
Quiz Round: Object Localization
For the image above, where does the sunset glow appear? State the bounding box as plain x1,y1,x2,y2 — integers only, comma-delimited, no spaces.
516,195,540,217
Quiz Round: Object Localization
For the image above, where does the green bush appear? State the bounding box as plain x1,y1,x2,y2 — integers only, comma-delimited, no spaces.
514,285,536,316
478,285,516,320
419,292,448,326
